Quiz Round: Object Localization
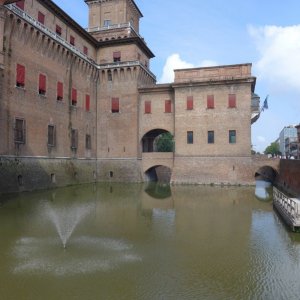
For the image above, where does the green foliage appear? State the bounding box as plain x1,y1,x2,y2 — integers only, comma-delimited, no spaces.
264,142,280,156
156,132,174,152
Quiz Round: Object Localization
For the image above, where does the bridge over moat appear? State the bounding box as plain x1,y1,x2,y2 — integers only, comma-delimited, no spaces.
141,153,280,185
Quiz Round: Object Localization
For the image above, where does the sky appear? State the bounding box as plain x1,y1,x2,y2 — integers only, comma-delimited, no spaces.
53,0,300,153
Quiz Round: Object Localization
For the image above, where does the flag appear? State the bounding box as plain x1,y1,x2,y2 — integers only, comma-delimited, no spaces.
261,95,269,112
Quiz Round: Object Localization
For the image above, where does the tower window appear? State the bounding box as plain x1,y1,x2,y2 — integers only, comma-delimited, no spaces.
86,134,91,150
56,25,62,36
38,73,46,95
113,51,121,62
71,129,78,149
38,11,45,25
71,88,77,106
165,100,172,113
85,94,90,111
70,35,75,46
15,1,25,10
103,20,111,27
57,82,63,101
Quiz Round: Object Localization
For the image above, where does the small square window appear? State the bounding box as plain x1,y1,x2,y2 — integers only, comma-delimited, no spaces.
187,131,193,144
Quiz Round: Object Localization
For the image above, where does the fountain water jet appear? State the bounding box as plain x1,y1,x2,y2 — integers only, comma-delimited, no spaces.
45,202,93,248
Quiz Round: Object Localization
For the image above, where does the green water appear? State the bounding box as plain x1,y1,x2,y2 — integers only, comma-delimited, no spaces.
0,183,300,300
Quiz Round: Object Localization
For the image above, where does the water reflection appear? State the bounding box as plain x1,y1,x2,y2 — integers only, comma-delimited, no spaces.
144,182,172,199
0,183,300,300
255,180,272,201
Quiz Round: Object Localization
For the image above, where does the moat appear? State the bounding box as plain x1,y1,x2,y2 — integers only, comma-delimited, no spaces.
0,182,300,300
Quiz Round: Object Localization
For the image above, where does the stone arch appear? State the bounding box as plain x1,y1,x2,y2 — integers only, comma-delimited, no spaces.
145,165,172,183
141,129,173,153
255,165,278,183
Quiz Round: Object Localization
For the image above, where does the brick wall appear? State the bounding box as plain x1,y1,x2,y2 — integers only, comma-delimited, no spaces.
277,159,300,197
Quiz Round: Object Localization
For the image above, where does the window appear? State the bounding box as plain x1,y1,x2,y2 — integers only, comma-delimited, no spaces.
103,20,111,27
229,130,236,144
14,118,26,144
38,11,45,25
71,88,77,106
145,101,151,114
85,94,90,111
16,64,25,88
165,100,172,113
83,46,88,55
38,74,46,95
56,25,62,36
207,95,214,109
187,96,193,110
111,97,119,113
15,0,25,10
48,125,56,147
71,129,78,149
57,81,63,101
86,134,91,150
113,51,121,62
208,131,214,144
187,131,193,144
228,94,236,108
70,35,75,46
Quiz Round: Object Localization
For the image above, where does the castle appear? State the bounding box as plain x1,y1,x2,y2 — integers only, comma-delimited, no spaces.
0,0,268,194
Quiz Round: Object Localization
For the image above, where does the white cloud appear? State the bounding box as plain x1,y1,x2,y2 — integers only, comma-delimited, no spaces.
249,24,300,91
159,54,194,83
159,54,218,83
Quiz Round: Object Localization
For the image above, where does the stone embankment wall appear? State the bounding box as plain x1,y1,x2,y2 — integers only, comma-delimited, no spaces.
276,159,300,197
0,157,143,195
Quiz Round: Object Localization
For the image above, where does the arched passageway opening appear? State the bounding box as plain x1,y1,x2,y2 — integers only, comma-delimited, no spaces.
142,129,174,153
145,165,172,183
255,166,278,184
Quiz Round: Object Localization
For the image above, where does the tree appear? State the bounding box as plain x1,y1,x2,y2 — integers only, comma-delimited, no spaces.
155,132,174,152
264,142,280,156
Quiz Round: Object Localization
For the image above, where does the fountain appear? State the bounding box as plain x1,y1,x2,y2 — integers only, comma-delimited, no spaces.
45,202,93,248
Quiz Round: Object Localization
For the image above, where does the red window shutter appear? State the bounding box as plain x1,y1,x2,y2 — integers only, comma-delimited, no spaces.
38,11,45,25
113,51,121,59
57,82,63,100
229,94,236,108
70,36,75,46
145,101,151,114
111,97,119,112
72,88,77,104
15,0,25,10
84,46,88,55
56,25,62,35
187,96,193,110
85,94,90,111
165,100,171,113
207,95,214,109
39,74,46,93
16,64,25,87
